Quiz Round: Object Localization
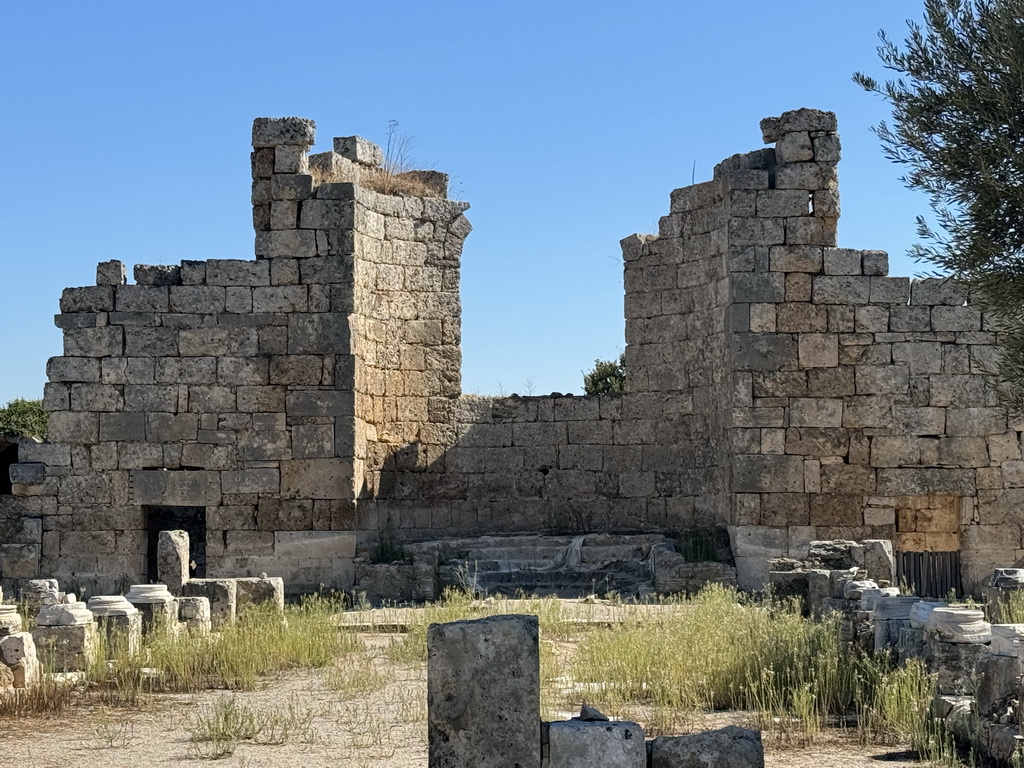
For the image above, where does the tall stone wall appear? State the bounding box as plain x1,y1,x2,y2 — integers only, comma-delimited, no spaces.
4,109,1023,596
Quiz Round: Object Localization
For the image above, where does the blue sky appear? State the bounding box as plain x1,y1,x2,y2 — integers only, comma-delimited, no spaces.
0,1,929,404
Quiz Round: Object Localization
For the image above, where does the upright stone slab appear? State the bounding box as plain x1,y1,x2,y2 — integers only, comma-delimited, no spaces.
157,530,191,593
863,540,896,585
427,614,540,768
548,720,646,768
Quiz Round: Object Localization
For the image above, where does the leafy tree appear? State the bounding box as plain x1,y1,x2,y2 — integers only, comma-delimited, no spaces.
583,354,626,395
854,0,1024,410
0,398,48,439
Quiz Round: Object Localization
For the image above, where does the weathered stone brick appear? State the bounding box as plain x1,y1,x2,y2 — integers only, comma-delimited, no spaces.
733,455,804,493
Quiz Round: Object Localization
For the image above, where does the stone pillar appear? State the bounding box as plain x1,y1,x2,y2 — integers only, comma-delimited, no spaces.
182,578,237,630
32,601,98,672
158,530,191,593
0,605,23,636
87,596,142,657
125,584,177,635
427,615,540,768
250,116,316,255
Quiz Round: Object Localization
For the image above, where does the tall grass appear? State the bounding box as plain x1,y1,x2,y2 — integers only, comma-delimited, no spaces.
3,593,361,717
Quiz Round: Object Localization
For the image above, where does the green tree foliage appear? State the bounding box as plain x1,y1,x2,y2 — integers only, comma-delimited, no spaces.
854,0,1024,410
0,398,48,439
583,354,626,395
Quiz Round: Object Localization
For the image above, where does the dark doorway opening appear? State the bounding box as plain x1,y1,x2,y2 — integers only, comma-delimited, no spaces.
144,506,207,582
0,441,17,495
897,550,962,599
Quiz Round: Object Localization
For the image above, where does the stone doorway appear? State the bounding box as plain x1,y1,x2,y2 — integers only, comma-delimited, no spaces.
145,506,206,582
0,440,17,495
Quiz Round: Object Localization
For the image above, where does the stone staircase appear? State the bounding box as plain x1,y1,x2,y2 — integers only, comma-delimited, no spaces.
411,533,669,598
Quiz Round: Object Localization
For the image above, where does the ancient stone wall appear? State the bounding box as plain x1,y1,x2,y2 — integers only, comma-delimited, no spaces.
4,109,1023,596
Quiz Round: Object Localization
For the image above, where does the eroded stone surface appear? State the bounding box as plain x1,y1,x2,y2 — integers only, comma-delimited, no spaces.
427,614,540,768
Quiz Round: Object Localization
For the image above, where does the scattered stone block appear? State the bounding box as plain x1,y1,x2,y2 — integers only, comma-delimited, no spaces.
32,622,98,672
234,576,285,614
427,615,540,768
651,725,765,768
182,578,237,629
177,596,212,634
548,719,646,767
0,632,40,688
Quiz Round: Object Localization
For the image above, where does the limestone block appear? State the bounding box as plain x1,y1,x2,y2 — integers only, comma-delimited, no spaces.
334,136,384,166
234,576,285,614
775,132,813,163
0,631,36,666
651,725,765,768
222,468,280,495
252,117,316,148
0,605,23,636
823,248,861,276
932,305,981,332
733,455,803,493
813,134,842,163
548,720,646,768
134,264,181,286
274,531,355,559
863,540,895,584
274,144,308,174
931,640,988,695
975,654,1019,716
731,272,785,303
97,612,142,657
790,398,842,428
255,229,317,258
910,278,966,306
64,327,123,357
131,470,221,506
205,259,270,286
9,463,45,485
158,530,191,593
177,596,212,634
812,276,871,304
870,276,910,304
427,615,540,768
182,579,237,629
31,623,97,672
96,259,127,286
731,334,798,372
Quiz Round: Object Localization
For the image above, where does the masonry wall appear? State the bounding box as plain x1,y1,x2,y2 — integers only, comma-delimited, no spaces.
5,109,1024,597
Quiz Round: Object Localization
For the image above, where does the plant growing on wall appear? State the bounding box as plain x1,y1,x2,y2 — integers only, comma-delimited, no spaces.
583,354,626,395
854,0,1024,410
0,398,48,439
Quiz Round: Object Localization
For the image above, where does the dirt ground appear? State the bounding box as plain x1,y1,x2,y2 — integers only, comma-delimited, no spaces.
0,632,925,768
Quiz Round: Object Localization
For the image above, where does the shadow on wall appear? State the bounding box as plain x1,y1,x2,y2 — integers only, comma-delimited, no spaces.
355,391,726,542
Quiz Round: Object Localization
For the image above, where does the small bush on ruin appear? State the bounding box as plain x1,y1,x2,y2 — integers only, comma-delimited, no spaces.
0,398,48,439
583,354,626,395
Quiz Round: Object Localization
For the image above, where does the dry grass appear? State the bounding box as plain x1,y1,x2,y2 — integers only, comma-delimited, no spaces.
309,162,441,198
0,587,975,766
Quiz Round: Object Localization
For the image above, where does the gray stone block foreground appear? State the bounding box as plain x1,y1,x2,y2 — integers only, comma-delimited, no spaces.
427,614,540,768
549,720,646,767
651,725,765,768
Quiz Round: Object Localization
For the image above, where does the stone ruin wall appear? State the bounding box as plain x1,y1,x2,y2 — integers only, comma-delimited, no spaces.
1,108,1022,596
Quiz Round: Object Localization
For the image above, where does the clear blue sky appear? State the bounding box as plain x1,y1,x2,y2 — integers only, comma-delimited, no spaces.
0,1,930,404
